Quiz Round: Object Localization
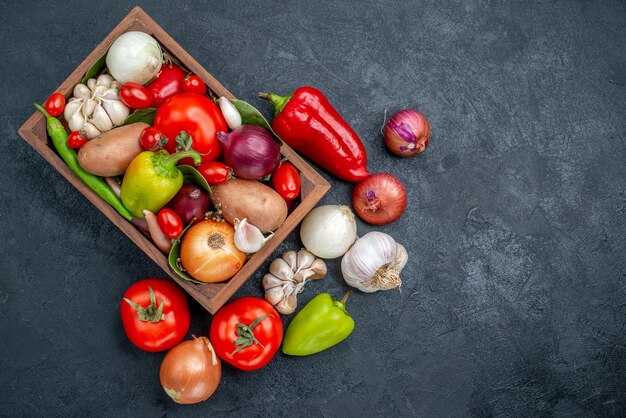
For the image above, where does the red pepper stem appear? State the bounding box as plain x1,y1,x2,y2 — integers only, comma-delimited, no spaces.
258,92,293,117
341,290,352,305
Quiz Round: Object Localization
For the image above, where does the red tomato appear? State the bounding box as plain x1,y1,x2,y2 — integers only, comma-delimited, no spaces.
140,126,167,151
147,64,187,107
67,131,87,149
197,161,230,185
120,279,190,352
272,162,300,200
119,82,153,109
209,297,283,371
182,75,207,95
157,208,183,238
154,93,227,163
44,92,65,117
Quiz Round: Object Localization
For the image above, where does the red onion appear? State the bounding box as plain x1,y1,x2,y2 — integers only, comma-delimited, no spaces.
168,183,210,225
218,125,280,180
384,109,430,157
352,173,407,225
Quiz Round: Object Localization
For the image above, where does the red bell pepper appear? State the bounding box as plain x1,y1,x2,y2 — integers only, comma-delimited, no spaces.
260,86,369,182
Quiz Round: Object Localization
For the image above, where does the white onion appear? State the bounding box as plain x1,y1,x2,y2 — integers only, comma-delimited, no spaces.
300,205,357,259
106,31,163,84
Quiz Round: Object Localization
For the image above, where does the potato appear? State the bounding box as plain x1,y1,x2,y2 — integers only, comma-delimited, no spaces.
210,178,288,233
77,122,148,176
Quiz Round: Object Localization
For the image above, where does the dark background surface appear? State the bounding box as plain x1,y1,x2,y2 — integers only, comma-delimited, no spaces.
1,0,625,416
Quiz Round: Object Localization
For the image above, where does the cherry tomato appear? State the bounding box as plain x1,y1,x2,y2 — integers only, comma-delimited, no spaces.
119,82,154,109
147,64,187,107
140,126,168,151
197,161,230,185
182,75,207,95
157,208,183,239
209,297,283,371
67,131,88,149
154,93,227,163
44,92,65,117
272,162,300,200
120,278,190,352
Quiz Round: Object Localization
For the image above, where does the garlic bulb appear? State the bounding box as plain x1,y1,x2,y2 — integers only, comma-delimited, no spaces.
262,249,327,314
233,218,272,253
300,205,357,259
341,232,408,292
106,31,163,84
63,76,130,139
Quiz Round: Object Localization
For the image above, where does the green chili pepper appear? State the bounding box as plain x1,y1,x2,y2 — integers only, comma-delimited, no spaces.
34,103,134,221
282,291,355,356
120,150,202,219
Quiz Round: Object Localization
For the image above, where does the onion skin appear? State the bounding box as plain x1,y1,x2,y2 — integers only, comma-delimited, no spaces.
384,109,430,157
180,220,246,283
167,183,210,225
160,337,221,404
352,173,407,225
218,125,280,180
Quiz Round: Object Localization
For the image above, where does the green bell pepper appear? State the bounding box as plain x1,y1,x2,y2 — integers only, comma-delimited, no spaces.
282,292,355,356
120,149,201,219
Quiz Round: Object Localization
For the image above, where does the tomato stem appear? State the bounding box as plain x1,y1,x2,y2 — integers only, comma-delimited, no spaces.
231,313,273,355
124,286,165,323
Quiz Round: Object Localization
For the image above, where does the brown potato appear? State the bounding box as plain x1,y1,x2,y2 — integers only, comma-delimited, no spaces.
77,122,148,176
210,178,287,233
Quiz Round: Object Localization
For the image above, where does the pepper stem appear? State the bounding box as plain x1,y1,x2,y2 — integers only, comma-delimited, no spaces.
164,150,202,167
341,290,352,305
258,92,293,116
34,102,51,119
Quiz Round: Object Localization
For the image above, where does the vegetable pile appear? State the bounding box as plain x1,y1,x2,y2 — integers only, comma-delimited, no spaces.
35,28,432,404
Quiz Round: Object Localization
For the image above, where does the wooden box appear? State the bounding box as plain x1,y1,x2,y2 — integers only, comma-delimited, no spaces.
17,7,330,313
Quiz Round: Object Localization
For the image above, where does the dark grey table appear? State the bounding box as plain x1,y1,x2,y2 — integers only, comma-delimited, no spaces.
2,1,625,416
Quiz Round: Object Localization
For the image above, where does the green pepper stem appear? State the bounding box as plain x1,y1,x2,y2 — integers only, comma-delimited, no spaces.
34,102,51,119
258,92,292,117
341,290,352,305
165,150,202,167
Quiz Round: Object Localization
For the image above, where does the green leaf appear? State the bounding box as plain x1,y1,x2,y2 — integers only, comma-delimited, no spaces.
81,50,108,84
231,99,284,146
123,108,157,126
178,165,211,194
168,222,204,285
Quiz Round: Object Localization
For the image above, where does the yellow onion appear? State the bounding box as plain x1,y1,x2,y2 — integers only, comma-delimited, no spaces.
180,220,246,282
160,337,221,404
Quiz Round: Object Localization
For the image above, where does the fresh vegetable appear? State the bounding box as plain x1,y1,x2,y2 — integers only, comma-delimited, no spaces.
120,149,201,218
210,178,288,233
233,218,272,254
179,220,246,283
77,122,148,177
167,183,210,225
160,336,221,404
64,74,130,139
260,86,369,182
157,208,184,239
282,292,354,356
154,93,227,163
300,205,357,259
34,103,133,221
384,109,430,157
209,297,283,371
218,97,242,130
44,92,65,117
352,173,407,225
262,249,326,315
120,278,190,352
341,232,408,292
182,74,206,95
197,161,230,185
272,161,300,201
143,209,172,253
139,126,167,151
66,131,87,149
106,31,163,84
217,125,280,180
119,82,154,109
147,63,187,107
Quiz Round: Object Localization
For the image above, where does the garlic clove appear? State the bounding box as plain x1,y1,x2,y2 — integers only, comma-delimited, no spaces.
264,284,286,306
101,99,130,126
233,218,266,253
64,98,84,121
96,74,114,88
268,258,293,281
295,249,316,272
82,121,101,139
218,97,242,130
282,251,298,273
87,78,96,90
92,84,108,98
262,273,285,290
82,98,97,119
91,103,113,132
101,87,120,100
73,84,91,100
67,111,85,132
276,290,298,315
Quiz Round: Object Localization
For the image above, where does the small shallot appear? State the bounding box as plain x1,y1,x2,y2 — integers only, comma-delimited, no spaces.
218,97,242,130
